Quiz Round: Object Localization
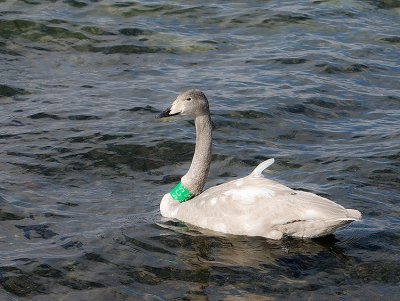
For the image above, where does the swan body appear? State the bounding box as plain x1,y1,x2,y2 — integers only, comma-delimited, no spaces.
157,90,361,239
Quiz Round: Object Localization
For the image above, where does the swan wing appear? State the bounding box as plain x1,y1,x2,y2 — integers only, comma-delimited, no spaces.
175,176,360,238
250,158,275,177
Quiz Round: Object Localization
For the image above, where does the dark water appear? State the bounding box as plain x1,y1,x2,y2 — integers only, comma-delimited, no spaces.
1,0,400,300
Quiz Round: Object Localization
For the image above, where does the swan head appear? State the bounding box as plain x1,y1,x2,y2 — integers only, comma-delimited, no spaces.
157,89,209,118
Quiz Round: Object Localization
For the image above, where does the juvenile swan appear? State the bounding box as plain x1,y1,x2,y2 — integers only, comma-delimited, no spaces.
157,90,361,239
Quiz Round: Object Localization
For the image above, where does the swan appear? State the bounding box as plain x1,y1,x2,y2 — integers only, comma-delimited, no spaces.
157,89,361,239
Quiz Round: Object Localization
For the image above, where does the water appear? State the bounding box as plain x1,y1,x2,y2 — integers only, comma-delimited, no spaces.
1,0,399,299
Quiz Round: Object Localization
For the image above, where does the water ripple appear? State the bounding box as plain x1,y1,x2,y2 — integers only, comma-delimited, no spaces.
1,0,400,299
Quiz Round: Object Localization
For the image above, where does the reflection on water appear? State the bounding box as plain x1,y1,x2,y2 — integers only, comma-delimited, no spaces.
1,0,400,299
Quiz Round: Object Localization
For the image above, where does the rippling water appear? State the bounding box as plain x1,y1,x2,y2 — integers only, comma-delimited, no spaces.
1,0,400,300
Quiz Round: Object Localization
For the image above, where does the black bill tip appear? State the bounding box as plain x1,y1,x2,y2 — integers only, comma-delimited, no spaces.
156,107,180,119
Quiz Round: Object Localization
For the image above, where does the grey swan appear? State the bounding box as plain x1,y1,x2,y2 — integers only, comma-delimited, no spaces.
157,89,361,239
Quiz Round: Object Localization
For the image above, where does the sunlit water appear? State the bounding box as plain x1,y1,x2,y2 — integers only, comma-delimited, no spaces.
1,0,400,300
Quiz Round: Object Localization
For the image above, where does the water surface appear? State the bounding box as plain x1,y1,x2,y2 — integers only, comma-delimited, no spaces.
1,0,400,300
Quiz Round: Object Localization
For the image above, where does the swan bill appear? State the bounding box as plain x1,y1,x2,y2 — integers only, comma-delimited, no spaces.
156,107,180,119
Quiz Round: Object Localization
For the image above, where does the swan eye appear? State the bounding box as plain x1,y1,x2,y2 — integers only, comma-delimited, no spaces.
186,97,192,101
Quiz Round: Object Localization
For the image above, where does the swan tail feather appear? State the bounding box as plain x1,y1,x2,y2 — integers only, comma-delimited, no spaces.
346,209,362,220
250,158,275,177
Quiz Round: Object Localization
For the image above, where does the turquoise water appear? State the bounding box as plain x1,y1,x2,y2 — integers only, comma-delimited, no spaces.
1,0,400,300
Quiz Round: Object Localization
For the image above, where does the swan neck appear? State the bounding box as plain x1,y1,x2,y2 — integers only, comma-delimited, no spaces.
182,114,212,195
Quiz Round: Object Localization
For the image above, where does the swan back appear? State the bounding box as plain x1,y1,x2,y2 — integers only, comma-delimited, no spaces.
161,172,361,239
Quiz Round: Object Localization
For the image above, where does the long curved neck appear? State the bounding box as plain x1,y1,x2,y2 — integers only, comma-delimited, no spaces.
181,114,212,196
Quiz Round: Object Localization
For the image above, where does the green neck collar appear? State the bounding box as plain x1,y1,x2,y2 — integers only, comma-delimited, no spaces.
170,182,193,203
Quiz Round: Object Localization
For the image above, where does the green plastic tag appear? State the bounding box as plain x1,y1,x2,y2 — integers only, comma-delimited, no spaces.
170,182,192,203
